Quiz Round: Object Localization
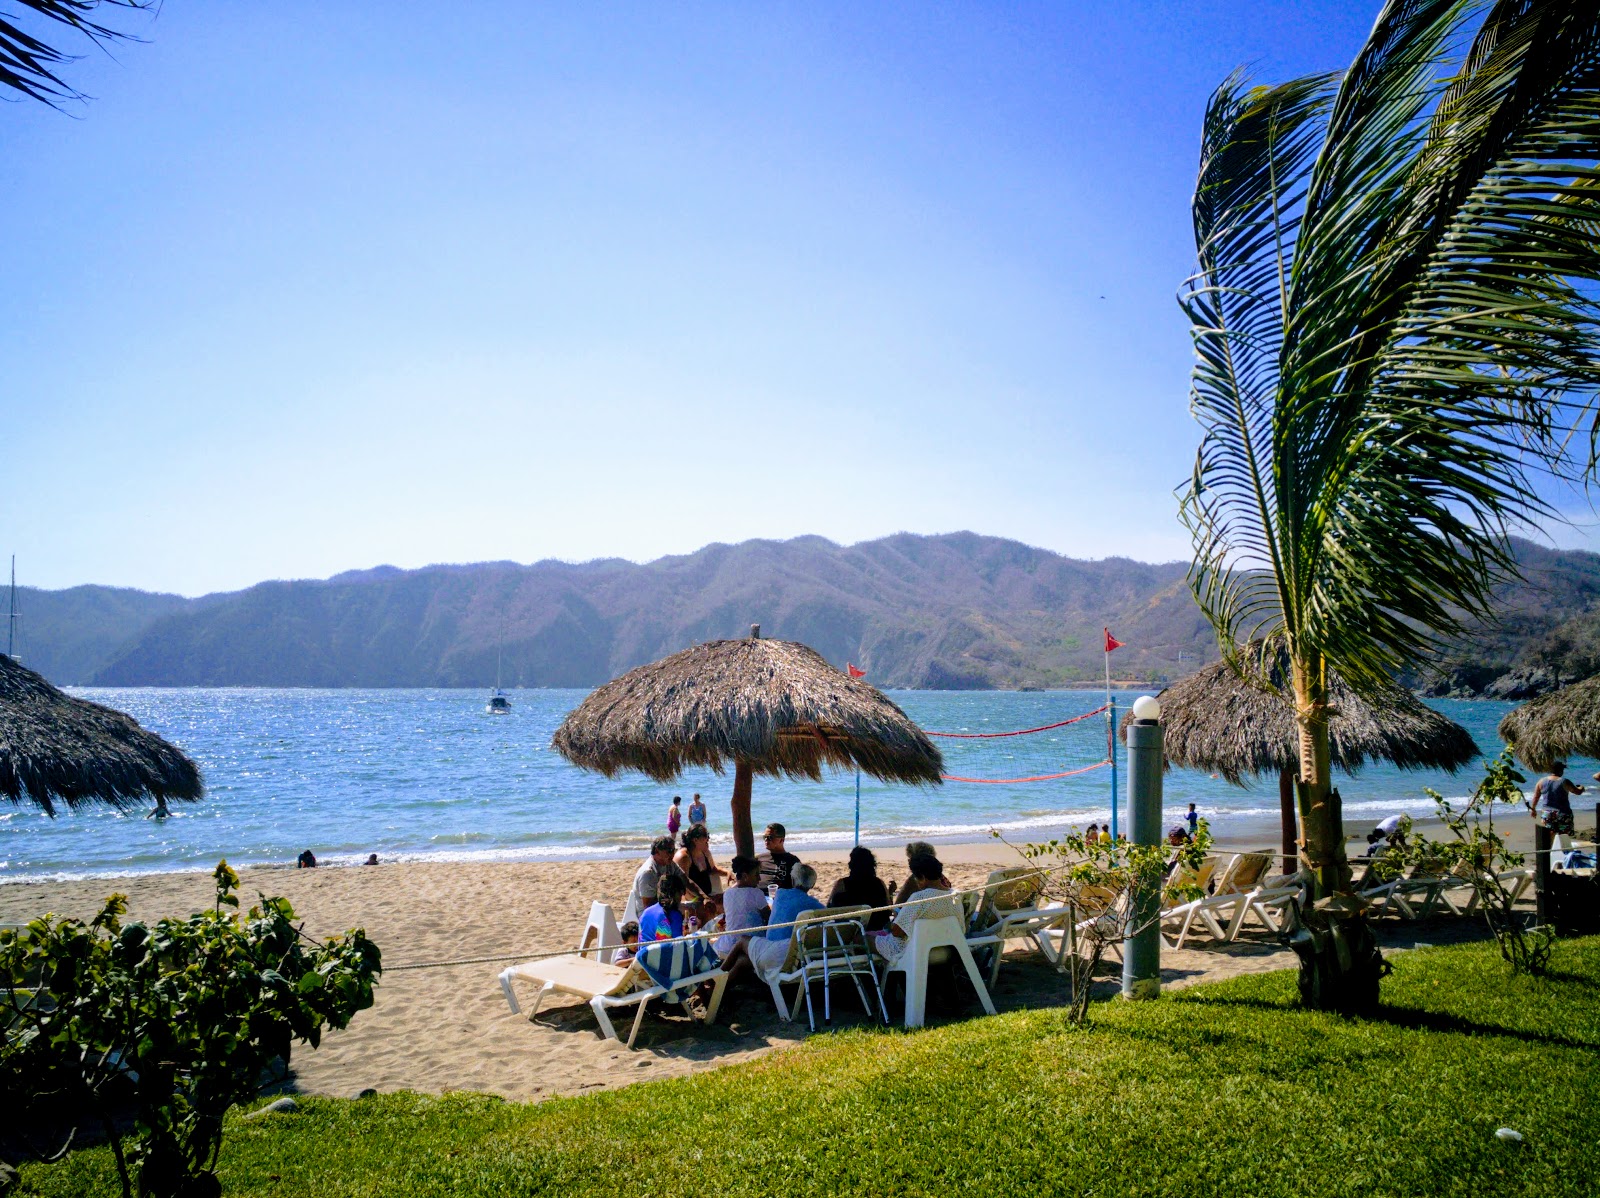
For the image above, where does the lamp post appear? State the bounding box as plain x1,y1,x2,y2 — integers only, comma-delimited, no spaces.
1123,693,1163,1000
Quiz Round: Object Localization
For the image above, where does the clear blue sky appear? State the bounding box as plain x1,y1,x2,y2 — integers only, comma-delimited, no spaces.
13,0,1579,597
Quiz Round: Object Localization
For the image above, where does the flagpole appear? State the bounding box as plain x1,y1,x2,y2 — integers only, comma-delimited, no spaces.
1106,644,1117,841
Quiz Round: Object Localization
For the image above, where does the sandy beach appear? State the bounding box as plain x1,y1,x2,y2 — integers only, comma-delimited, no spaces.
0,823,1539,1105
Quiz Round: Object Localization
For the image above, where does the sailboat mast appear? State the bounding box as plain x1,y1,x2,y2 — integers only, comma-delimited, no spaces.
7,556,16,659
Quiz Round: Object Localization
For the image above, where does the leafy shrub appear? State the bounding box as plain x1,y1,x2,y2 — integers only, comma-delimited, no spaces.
0,862,381,1198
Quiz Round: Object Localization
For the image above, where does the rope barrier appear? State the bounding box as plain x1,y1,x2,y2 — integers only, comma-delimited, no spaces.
941,759,1111,785
384,865,1064,972
925,704,1109,739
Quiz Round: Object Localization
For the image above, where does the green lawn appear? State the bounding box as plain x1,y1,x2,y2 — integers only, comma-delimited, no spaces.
22,937,1600,1198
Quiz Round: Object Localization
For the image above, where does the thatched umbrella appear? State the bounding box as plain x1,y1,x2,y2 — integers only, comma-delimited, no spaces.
552,626,942,858
1129,656,1479,871
1,653,203,816
1497,675,1600,771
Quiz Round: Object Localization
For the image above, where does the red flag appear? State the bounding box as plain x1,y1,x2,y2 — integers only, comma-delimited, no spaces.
847,662,866,678
1104,628,1123,653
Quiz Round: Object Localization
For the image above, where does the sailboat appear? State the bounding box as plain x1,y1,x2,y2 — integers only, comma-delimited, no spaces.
486,651,512,714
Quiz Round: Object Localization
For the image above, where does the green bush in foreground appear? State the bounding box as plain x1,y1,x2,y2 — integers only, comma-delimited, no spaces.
2,863,381,1198
21,936,1600,1198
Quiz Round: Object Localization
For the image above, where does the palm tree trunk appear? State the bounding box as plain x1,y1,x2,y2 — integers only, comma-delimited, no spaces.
1289,654,1383,1013
1290,658,1347,899
731,761,754,859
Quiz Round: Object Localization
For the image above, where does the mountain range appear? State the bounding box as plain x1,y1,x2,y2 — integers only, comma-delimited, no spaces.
10,532,1600,694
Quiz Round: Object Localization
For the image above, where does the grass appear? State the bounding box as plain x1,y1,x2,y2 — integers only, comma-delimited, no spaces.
20,937,1600,1198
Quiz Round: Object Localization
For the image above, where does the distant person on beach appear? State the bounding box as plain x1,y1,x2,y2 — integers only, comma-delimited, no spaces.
667,796,683,837
1186,804,1199,837
675,824,728,896
364,853,379,866
1099,828,1113,845
1533,762,1582,836
688,794,707,826
1167,826,1189,847
828,846,891,931
639,874,688,944
1083,824,1099,848
757,823,801,891
714,855,769,975
613,921,640,966
297,850,317,869
630,836,700,918
894,841,950,903
873,853,949,965
147,797,170,821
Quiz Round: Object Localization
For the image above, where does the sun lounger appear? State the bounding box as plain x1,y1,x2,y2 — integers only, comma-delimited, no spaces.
1232,870,1308,936
498,932,728,1049
1162,852,1272,947
756,906,887,1029
965,868,1072,985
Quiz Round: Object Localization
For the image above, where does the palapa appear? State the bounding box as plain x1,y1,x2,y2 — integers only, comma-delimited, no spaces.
1497,674,1600,771
1,653,203,816
552,628,941,858
1129,654,1478,870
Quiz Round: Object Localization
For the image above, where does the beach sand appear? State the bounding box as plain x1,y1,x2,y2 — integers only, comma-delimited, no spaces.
0,830,1536,1103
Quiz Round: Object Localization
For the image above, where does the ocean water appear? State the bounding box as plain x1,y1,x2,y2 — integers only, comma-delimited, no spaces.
0,688,1572,882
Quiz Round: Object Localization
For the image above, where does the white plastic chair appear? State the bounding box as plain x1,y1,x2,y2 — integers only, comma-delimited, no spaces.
576,901,622,964
876,893,998,1028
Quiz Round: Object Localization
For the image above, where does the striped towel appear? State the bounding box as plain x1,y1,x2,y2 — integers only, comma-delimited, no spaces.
636,935,720,990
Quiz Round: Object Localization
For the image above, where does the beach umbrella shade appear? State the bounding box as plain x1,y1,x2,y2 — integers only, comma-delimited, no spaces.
551,627,942,858
0,653,204,816
1497,675,1600,772
1125,653,1479,871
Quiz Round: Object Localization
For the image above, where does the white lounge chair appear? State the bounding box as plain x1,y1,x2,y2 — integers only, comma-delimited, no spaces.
876,892,997,1028
965,868,1072,985
498,935,728,1049
1162,853,1272,947
1232,870,1307,936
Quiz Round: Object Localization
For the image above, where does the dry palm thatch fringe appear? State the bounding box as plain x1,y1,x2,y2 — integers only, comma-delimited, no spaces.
551,637,942,785
1127,653,1480,786
0,653,203,815
1497,675,1600,772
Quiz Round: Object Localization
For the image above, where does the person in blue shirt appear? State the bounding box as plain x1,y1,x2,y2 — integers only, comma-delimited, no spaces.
638,874,688,946
1186,804,1199,837
747,863,824,976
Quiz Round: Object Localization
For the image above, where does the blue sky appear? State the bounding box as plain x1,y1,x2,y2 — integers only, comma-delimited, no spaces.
10,0,1584,596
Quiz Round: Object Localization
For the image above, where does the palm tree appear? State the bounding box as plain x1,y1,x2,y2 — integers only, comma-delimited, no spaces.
1182,0,1600,1002
2,1,153,108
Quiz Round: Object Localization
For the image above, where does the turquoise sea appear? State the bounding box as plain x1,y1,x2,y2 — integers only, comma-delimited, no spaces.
0,688,1573,882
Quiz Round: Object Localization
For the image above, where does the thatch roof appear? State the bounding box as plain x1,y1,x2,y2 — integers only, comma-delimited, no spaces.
552,637,943,785
1129,656,1480,785
1497,675,1600,771
1,654,203,815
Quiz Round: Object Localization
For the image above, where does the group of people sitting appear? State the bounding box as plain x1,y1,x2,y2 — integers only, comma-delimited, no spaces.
619,823,959,988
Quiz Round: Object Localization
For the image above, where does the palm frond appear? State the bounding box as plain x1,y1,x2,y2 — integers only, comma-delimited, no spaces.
1186,0,1600,699
1180,71,1338,680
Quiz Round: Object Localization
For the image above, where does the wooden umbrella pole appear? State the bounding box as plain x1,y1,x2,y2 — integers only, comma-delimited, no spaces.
731,760,755,859
1279,765,1299,877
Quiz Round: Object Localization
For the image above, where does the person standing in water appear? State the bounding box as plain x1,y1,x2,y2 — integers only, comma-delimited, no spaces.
688,793,707,827
666,796,683,838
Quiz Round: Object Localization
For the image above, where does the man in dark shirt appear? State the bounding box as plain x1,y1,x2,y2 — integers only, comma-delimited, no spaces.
757,822,801,890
